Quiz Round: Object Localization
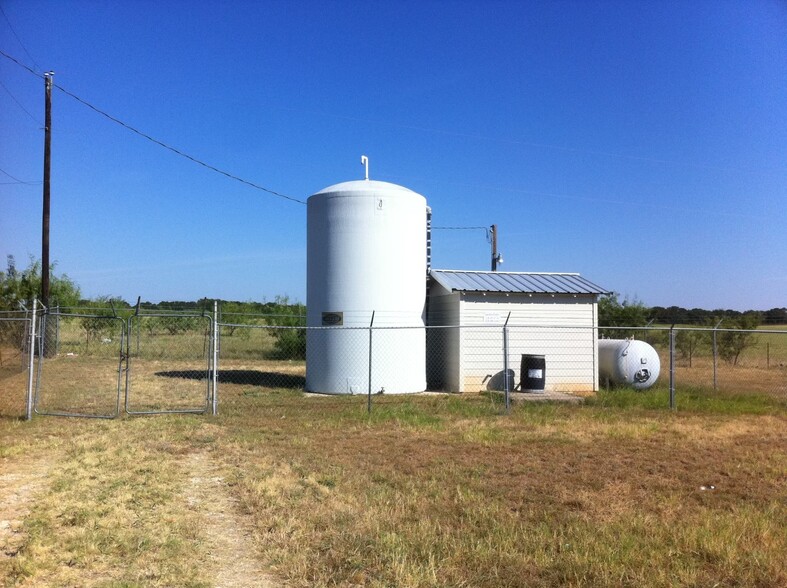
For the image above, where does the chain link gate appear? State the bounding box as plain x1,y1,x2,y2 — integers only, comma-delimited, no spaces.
0,314,35,419
125,313,214,415
27,310,217,419
33,311,126,419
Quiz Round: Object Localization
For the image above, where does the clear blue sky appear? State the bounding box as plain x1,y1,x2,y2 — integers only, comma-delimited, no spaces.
1,0,785,311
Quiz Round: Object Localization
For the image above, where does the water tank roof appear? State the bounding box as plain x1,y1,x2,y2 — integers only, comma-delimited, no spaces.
312,179,418,197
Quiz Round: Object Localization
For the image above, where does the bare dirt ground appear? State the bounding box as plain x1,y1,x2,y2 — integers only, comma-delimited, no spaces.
0,455,54,560
185,451,281,588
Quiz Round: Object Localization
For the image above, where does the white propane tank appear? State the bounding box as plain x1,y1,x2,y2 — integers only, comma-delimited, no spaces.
598,339,661,390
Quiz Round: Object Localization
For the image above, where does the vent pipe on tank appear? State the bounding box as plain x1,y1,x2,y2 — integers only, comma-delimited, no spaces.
426,206,432,274
361,155,369,180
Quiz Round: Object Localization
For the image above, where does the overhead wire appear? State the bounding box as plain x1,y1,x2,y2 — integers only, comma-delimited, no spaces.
52,83,306,204
0,167,40,185
0,78,40,124
0,5,41,73
0,49,306,205
432,226,487,230
432,225,491,244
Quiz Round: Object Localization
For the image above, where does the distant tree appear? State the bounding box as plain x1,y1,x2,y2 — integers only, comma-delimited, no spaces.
598,294,649,326
161,315,204,335
265,295,306,359
676,329,706,367
763,308,787,325
686,308,709,324
0,255,81,311
598,294,650,339
662,306,690,324
716,312,762,365
79,296,120,348
219,301,259,337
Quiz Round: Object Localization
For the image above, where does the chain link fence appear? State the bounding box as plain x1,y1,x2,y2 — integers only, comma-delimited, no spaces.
33,311,125,418
125,313,214,415
0,312,34,418
3,305,784,420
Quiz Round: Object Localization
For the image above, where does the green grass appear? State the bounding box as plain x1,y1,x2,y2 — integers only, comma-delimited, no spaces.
590,383,785,414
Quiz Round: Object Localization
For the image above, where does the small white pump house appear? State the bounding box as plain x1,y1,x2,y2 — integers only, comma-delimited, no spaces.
426,270,610,393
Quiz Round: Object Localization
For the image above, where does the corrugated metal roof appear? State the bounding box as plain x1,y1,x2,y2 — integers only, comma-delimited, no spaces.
429,269,610,295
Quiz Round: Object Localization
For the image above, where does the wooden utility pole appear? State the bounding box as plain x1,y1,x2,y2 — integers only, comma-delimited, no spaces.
41,71,53,309
490,224,499,271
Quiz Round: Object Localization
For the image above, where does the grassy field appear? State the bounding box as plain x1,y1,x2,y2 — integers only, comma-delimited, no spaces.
1,318,785,585
1,386,785,587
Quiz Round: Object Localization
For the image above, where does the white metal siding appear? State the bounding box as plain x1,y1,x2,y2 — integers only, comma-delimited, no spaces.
426,291,461,390
458,294,598,393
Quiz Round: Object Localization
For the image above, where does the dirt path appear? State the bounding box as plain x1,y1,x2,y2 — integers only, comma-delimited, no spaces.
185,452,280,588
0,454,54,560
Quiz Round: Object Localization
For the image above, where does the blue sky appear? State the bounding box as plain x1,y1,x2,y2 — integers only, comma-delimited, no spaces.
1,0,785,310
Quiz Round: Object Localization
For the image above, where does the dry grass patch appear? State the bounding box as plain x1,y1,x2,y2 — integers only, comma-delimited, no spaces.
1,390,785,587
0,366,28,419
0,454,55,574
217,402,786,587
184,451,279,587
0,418,280,587
5,426,208,586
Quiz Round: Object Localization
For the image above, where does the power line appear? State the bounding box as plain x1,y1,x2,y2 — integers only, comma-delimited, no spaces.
0,5,41,73
0,49,305,205
432,226,487,230
0,166,40,185
433,225,491,243
52,83,306,204
0,78,40,124
0,47,38,76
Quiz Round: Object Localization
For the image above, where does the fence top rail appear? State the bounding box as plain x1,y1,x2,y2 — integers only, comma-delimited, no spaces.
132,312,213,319
600,325,786,335
45,311,127,321
221,323,595,331
50,310,214,320
0,316,31,322
219,322,305,330
219,312,306,319
55,307,213,316
214,322,787,334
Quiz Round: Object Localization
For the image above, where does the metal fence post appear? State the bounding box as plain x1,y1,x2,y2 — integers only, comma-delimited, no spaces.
212,300,219,416
26,300,38,421
368,311,375,415
712,318,722,391
503,312,511,414
55,304,60,355
669,325,676,410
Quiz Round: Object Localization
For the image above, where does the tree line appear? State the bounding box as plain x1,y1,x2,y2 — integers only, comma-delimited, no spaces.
3,256,782,323
0,256,307,358
648,305,786,326
597,294,780,366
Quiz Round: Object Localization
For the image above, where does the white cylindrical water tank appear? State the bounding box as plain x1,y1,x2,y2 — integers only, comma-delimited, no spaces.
306,180,427,394
598,339,661,390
